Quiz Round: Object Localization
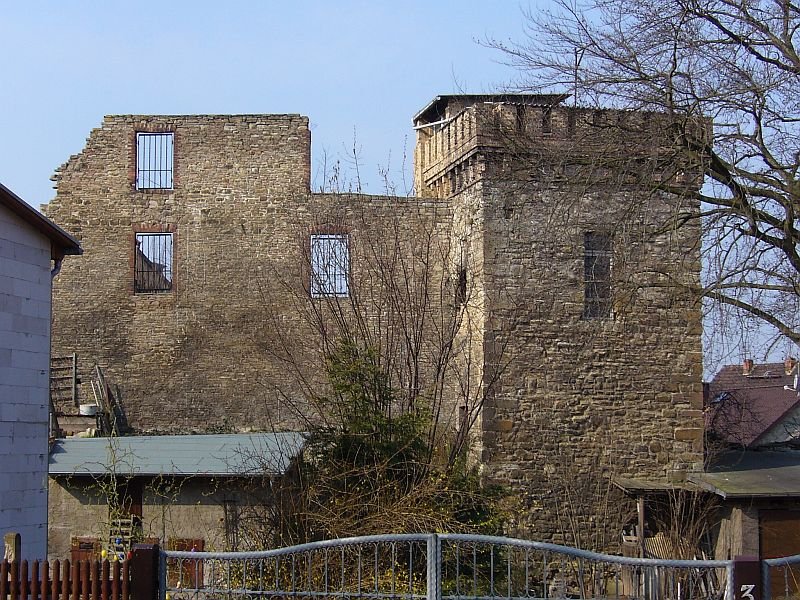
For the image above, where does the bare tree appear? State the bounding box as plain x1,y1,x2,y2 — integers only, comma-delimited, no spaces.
231,197,512,546
487,0,800,365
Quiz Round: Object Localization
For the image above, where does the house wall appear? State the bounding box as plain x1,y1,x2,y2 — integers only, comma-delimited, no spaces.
0,203,53,560
46,115,452,434
48,476,260,559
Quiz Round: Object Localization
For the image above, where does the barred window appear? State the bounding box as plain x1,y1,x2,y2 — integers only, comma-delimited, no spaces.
310,234,349,298
584,232,612,319
134,233,173,293
136,133,174,190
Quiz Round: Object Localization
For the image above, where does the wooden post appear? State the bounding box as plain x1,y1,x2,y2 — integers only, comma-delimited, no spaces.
1,560,9,600
110,563,119,600
128,545,159,600
637,495,646,558
11,560,19,600
30,561,39,600
41,560,50,600
101,561,109,600
20,561,28,600
51,560,61,600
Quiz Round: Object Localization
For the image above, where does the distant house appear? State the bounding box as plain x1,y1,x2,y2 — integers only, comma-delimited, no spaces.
48,432,304,560
0,182,80,560
689,360,800,593
706,360,800,449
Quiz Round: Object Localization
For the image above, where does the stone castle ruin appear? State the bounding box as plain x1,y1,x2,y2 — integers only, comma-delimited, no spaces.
45,94,704,545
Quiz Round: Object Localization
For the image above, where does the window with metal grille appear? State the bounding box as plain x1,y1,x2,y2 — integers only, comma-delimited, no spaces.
584,231,612,319
134,233,173,293
310,234,349,298
136,133,174,189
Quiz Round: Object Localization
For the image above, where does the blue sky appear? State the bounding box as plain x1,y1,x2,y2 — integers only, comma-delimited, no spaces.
0,1,536,205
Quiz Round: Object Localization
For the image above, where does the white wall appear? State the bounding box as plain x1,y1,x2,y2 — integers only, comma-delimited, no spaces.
0,204,52,560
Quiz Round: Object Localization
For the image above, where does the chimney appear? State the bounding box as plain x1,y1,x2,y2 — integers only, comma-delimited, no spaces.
786,357,797,376
743,359,754,376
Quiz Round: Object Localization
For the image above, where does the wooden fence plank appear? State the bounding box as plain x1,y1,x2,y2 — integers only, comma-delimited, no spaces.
1,560,8,600
51,560,60,600
20,561,27,600
100,562,108,600
0,557,137,600
41,561,49,600
79,562,88,600
110,564,118,600
120,562,128,600
11,560,19,600
89,562,98,600
31,561,39,600
70,560,78,600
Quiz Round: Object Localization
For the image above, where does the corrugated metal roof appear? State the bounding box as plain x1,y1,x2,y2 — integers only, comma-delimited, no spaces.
690,451,800,498
49,433,305,477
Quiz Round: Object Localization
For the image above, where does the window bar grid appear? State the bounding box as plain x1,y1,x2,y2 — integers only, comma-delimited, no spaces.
136,133,174,190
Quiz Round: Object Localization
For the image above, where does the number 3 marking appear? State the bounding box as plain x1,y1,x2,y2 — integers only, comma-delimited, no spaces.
741,584,755,600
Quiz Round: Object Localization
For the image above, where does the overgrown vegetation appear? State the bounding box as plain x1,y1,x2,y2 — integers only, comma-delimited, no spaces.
240,340,508,547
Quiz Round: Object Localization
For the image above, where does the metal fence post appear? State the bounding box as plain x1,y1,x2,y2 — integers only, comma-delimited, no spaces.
732,556,762,600
427,534,441,600
158,549,167,600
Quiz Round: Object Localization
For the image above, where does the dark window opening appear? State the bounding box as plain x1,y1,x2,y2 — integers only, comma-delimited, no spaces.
310,234,349,298
584,232,612,319
136,133,174,190
516,105,527,132
542,107,552,133
135,233,173,293
455,267,467,306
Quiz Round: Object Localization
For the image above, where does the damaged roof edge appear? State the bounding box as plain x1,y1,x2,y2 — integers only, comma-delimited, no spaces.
413,93,571,125
0,182,81,257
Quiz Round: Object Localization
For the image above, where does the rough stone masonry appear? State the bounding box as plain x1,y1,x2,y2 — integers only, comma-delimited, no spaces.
45,96,703,543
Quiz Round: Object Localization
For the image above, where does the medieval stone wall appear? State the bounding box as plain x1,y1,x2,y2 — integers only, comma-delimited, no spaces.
46,115,451,434
418,98,704,544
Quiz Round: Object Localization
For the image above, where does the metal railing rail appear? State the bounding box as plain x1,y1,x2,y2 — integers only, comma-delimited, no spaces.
161,533,733,600
763,553,800,600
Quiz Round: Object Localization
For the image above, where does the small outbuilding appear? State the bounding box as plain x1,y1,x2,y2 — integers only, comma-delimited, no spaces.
0,182,81,559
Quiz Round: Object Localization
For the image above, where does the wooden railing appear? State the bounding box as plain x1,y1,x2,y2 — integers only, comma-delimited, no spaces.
0,560,129,600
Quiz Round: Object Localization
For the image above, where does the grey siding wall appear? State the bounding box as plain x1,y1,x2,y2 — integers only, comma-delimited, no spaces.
0,204,52,560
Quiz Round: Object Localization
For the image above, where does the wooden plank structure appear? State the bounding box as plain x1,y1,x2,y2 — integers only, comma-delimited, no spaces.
0,559,130,600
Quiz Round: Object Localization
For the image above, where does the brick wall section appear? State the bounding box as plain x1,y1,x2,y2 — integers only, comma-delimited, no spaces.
0,204,52,560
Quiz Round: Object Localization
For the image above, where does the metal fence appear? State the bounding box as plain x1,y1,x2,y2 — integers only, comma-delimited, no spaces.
161,534,734,600
763,554,800,600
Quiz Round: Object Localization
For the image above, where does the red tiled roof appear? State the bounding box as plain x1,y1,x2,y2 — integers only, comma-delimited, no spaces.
707,363,800,448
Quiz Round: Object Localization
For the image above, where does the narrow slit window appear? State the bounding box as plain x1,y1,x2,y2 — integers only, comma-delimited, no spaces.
136,133,174,190
134,233,173,293
310,234,349,298
584,232,612,319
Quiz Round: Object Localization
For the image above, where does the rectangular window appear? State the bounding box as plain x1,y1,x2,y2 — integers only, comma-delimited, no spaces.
136,132,174,189
310,234,349,298
134,233,173,293
584,232,612,319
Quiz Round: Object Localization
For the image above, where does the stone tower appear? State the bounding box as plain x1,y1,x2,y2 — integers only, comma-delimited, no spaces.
413,94,704,541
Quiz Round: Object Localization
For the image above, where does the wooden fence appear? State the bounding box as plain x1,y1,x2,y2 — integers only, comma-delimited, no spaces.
0,559,130,600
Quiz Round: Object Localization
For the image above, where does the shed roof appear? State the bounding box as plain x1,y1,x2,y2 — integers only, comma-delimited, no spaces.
49,432,305,477
690,451,800,498
0,182,81,259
